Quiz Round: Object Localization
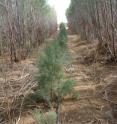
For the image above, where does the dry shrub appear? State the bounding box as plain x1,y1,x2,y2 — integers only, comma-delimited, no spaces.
0,73,36,123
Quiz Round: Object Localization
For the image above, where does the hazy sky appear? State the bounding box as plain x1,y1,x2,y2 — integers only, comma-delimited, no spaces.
48,0,71,24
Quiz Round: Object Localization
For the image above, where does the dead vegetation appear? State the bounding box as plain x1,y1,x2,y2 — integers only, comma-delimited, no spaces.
0,59,37,123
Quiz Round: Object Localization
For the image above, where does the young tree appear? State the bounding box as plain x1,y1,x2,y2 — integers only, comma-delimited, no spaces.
58,23,67,49
36,26,75,124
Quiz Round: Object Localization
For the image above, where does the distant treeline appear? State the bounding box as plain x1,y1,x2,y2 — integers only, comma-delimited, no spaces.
0,0,57,62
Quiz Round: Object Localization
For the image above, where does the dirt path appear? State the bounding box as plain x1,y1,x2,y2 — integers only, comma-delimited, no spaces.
61,35,116,124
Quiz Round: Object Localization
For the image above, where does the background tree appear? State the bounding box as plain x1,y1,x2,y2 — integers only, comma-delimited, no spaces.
66,0,117,60
0,0,57,63
58,23,68,49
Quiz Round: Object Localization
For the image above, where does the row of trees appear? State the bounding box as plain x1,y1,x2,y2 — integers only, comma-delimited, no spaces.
66,0,117,60
0,0,57,62
35,23,76,124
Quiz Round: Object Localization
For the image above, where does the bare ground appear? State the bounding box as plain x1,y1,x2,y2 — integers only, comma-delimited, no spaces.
61,35,117,124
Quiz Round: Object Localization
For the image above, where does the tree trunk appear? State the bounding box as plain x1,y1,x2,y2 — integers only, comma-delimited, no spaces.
56,96,61,124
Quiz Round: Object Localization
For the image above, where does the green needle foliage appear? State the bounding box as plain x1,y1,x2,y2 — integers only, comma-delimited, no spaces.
58,23,68,49
35,110,57,124
36,41,64,102
36,39,74,104
36,24,76,124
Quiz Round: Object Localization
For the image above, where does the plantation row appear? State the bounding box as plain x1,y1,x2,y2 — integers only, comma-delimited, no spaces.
30,23,77,124
66,0,117,61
